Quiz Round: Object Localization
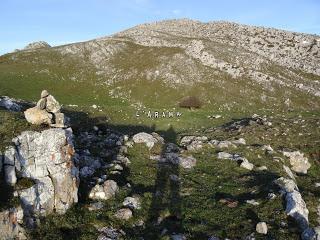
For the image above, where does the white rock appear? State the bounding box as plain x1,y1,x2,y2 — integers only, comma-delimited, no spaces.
217,141,236,149
123,196,141,210
256,222,268,234
114,208,132,220
217,152,233,159
178,155,197,169
232,138,246,145
286,190,309,230
246,199,260,206
24,107,52,125
240,159,254,170
283,151,311,174
89,180,118,200
4,165,17,186
132,132,161,149
283,165,296,180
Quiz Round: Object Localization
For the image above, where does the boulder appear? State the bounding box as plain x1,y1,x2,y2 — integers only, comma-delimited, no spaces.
217,152,233,160
256,222,268,234
179,155,197,169
132,132,162,149
283,151,311,174
275,177,309,230
24,107,52,125
45,95,61,113
286,190,309,230
123,196,141,210
89,180,118,200
114,208,132,220
3,128,79,220
36,98,47,110
240,159,254,170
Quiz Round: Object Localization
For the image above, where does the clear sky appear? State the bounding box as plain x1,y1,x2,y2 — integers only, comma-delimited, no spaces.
1,0,319,55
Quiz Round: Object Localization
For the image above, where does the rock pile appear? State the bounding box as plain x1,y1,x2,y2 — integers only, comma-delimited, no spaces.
24,90,65,127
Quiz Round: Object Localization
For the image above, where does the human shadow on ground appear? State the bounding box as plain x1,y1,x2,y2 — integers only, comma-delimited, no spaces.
63,108,183,239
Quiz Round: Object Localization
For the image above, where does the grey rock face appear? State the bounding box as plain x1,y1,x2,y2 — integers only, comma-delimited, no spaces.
0,207,26,240
3,128,79,220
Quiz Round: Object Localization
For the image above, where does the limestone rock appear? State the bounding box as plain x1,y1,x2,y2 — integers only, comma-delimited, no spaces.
36,98,47,110
24,107,52,125
217,152,233,160
41,90,49,98
256,222,268,234
178,155,197,169
123,196,141,210
132,132,162,149
24,41,51,50
3,128,79,221
275,177,309,230
283,151,311,174
45,95,61,113
89,180,118,200
232,138,246,145
0,96,22,112
240,159,254,170
114,208,132,220
286,190,309,230
0,207,26,240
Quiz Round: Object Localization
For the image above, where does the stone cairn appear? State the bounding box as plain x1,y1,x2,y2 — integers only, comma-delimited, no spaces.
24,90,65,127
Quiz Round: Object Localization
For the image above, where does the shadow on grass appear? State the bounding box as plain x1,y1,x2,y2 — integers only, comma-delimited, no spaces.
62,108,183,239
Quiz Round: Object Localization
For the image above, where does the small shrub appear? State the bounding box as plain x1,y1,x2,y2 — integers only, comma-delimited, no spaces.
178,96,202,109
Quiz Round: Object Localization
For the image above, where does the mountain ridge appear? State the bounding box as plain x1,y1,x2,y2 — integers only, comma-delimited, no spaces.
0,19,319,113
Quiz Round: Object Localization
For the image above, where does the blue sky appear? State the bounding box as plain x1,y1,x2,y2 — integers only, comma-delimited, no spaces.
1,0,319,55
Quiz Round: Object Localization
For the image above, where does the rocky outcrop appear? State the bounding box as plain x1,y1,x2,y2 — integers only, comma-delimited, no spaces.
275,177,309,231
23,41,51,50
1,128,79,228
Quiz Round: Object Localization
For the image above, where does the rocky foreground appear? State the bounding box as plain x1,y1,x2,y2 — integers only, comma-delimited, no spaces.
0,96,320,239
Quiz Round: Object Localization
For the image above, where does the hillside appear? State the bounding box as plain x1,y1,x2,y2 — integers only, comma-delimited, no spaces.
0,19,319,120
